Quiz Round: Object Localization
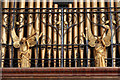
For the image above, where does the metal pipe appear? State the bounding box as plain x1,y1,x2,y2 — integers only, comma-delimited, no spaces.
35,0,40,67
47,0,53,67
53,4,58,67
73,0,78,67
41,0,47,67
68,3,72,67
27,0,34,67
108,0,116,67
85,0,91,67
1,0,9,67
79,0,84,67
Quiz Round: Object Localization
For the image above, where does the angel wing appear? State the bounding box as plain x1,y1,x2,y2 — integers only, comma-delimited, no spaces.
11,28,20,48
27,27,36,47
103,25,111,47
27,27,43,47
87,27,97,47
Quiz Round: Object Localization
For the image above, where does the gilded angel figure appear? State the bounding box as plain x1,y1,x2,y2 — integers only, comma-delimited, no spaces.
83,20,116,67
11,27,42,68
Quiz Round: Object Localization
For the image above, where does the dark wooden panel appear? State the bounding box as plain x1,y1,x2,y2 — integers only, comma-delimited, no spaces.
2,78,120,80
2,67,120,79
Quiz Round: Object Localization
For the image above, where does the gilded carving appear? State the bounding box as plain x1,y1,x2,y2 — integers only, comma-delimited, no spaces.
11,27,42,68
83,20,116,67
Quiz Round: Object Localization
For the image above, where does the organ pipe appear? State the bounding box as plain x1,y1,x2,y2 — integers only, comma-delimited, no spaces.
27,0,34,67
85,0,91,67
35,0,40,67
68,3,72,67
79,0,84,67
47,0,53,67
115,0,120,60
92,0,99,66
18,0,25,67
53,4,58,67
58,9,62,67
2,0,9,67
41,0,47,67
73,0,78,67
99,0,108,67
108,0,116,67
63,9,67,67
9,1,17,67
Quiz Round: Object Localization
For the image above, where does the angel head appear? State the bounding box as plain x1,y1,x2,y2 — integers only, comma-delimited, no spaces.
21,37,27,46
21,37,26,42
13,41,20,48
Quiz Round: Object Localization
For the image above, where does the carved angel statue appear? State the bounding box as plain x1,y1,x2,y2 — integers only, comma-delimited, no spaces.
83,20,116,67
11,27,43,68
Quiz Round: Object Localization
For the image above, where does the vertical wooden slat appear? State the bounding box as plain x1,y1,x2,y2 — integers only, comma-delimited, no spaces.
9,1,17,67
35,0,40,67
68,3,72,67
73,0,78,67
1,0,9,67
108,0,116,67
85,0,91,67
53,4,58,67
41,0,47,67
27,0,34,67
47,0,53,67
79,0,84,67
58,9,62,67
